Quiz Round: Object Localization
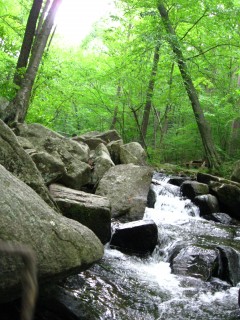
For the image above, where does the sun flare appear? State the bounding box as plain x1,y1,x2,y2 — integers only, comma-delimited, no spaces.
55,0,113,45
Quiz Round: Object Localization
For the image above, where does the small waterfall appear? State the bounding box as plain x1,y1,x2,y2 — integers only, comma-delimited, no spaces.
63,173,240,320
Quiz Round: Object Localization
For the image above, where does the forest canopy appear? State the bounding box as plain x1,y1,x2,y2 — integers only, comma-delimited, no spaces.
0,0,239,168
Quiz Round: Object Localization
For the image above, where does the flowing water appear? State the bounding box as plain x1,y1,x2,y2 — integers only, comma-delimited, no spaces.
63,173,240,319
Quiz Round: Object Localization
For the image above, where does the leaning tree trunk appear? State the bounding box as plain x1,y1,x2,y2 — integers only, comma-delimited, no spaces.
140,43,161,147
3,0,62,124
157,1,221,169
13,0,43,87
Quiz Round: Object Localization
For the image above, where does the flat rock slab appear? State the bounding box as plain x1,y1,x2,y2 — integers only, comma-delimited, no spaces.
110,220,158,255
49,183,111,244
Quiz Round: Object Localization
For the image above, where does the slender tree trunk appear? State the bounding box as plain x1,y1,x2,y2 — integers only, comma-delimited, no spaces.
157,2,221,169
13,0,43,87
110,84,121,130
159,63,174,147
140,43,160,146
3,0,62,124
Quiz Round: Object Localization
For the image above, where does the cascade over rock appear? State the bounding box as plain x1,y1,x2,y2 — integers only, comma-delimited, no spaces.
0,165,103,303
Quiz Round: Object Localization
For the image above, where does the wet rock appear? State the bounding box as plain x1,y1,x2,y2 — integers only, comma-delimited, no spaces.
170,245,218,281
168,176,189,187
193,194,219,216
49,183,111,244
203,213,233,225
210,182,240,219
96,164,154,221
180,181,209,201
147,184,157,208
110,220,158,255
216,245,240,286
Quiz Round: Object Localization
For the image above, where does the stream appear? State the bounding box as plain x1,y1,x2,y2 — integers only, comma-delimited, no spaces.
61,173,240,320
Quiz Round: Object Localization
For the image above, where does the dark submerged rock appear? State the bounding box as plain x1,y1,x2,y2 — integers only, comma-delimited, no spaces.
216,245,240,286
170,245,218,281
203,213,233,225
180,181,209,201
193,194,219,216
110,220,158,255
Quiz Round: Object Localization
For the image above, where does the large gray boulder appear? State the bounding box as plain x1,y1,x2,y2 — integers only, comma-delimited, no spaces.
15,123,91,189
30,150,66,185
120,142,147,165
91,143,115,185
0,120,57,209
96,164,154,221
49,183,111,244
0,165,103,303
76,130,121,148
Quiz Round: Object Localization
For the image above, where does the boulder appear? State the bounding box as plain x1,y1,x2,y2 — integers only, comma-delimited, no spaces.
231,160,240,183
78,130,121,145
210,182,240,219
180,181,209,201
193,194,219,216
15,123,91,190
110,220,158,255
203,213,233,225
0,120,57,209
91,143,115,185
168,176,189,187
49,183,111,244
95,164,154,221
0,164,103,303
72,135,105,150
59,154,91,190
107,140,123,165
120,142,147,165
216,246,240,286
147,184,157,208
30,151,66,185
170,245,218,281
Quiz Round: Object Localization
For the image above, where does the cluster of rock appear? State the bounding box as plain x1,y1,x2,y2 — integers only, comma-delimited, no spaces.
163,173,240,285
0,120,155,307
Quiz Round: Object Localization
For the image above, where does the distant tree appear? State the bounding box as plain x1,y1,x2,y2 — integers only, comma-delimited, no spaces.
2,0,62,124
157,1,221,169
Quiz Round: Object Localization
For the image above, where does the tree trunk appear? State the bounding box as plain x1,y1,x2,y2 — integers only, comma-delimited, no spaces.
140,43,160,146
157,2,221,169
110,84,121,130
2,0,62,124
13,0,43,87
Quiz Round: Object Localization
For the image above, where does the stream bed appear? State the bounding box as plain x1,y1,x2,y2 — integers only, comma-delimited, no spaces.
60,174,240,320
